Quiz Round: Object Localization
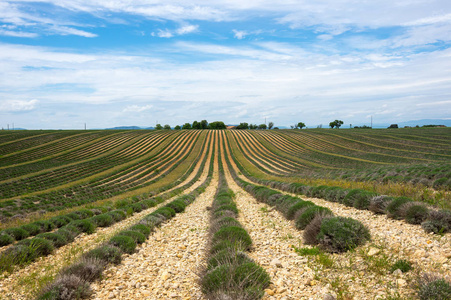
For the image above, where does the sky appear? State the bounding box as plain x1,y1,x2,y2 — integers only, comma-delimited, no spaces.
0,1,451,129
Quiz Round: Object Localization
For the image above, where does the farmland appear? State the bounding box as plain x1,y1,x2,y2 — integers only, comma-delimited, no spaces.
0,128,450,300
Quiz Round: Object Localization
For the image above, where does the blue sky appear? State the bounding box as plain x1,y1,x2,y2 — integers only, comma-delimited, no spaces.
1,1,451,129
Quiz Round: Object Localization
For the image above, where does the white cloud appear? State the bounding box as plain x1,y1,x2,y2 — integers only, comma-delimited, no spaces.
152,24,198,38
233,29,247,39
0,99,38,112
123,104,153,112
50,25,97,38
176,24,198,35
0,28,38,38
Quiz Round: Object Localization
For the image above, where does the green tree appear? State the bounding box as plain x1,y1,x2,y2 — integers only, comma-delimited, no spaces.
268,122,274,129
297,122,306,129
192,121,201,129
258,124,267,130
155,124,163,130
163,124,171,130
209,121,226,129
236,122,249,129
174,125,181,130
249,124,258,129
329,120,344,129
200,120,209,129
182,123,192,130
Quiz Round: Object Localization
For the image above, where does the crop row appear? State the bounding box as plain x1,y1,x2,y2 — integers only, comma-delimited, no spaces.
232,130,307,172
0,131,173,198
0,131,114,167
0,131,205,223
221,133,372,253
0,129,212,247
200,157,270,299
34,146,215,300
0,131,159,181
225,131,451,236
0,131,83,157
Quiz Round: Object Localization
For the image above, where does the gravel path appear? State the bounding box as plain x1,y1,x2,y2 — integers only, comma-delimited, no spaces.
222,164,325,299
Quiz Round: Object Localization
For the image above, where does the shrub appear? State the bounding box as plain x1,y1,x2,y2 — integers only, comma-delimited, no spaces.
417,273,451,300
74,209,95,219
4,227,29,241
317,217,371,252
64,213,81,221
400,202,429,224
369,195,393,214
421,210,451,234
207,249,253,270
212,227,252,251
210,240,235,254
153,207,176,219
32,220,55,232
201,263,269,299
108,235,136,254
20,223,42,236
214,204,239,215
295,206,333,230
36,232,68,248
166,200,186,213
233,262,270,290
386,197,412,219
343,189,377,209
0,233,14,246
211,217,241,232
37,274,91,300
286,201,315,220
69,220,96,234
90,214,114,227
58,225,81,240
107,210,126,222
17,237,54,257
60,257,105,282
83,245,122,265
303,215,330,245
129,224,151,237
50,216,72,228
130,203,144,213
117,230,146,244
390,259,413,273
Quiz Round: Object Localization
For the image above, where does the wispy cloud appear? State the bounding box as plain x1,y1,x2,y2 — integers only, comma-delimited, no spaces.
152,24,198,38
123,104,153,112
233,29,247,39
0,99,38,112
0,28,38,38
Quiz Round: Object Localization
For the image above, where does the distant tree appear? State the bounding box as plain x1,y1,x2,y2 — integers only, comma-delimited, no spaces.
258,124,267,130
236,122,249,129
336,120,344,128
163,124,171,130
155,124,163,130
268,122,274,130
274,127,279,129
249,124,258,130
290,125,294,129
192,121,201,129
182,123,192,130
174,125,181,130
297,122,306,129
200,120,209,129
329,120,344,129
209,121,226,129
